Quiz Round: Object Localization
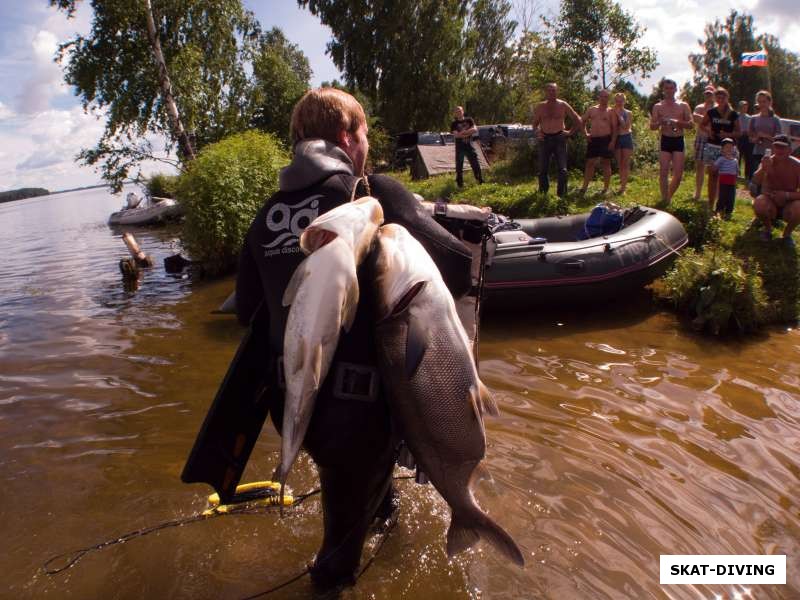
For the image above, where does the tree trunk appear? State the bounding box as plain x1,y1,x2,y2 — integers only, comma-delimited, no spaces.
143,0,196,161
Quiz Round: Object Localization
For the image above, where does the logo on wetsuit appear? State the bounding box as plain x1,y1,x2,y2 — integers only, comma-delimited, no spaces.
262,194,321,257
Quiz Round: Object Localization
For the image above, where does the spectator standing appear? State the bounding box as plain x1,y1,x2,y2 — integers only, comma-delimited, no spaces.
450,106,484,188
532,82,582,197
649,79,693,204
712,138,738,219
692,85,717,200
580,89,618,195
613,92,633,194
737,100,754,180
752,135,800,245
701,87,741,210
749,90,782,177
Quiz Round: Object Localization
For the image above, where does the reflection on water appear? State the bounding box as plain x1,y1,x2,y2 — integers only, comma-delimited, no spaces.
1,190,798,599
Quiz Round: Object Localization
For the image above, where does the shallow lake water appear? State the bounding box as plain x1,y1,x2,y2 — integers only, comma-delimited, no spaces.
1,188,798,599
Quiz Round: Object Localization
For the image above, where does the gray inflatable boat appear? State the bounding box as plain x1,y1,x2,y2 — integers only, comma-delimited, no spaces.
482,206,688,309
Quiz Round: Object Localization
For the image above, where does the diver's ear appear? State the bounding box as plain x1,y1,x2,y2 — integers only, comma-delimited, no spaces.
300,226,337,254
390,281,427,316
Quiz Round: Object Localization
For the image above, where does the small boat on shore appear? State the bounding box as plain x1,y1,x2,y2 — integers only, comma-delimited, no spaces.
482,206,688,309
217,202,688,314
108,193,182,226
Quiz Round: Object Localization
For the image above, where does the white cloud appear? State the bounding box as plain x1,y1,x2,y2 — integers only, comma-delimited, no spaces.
0,101,13,120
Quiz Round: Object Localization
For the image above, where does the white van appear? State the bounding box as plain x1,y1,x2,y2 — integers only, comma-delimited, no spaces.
778,117,800,155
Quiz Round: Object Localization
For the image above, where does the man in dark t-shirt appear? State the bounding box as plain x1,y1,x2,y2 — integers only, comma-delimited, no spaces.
450,106,484,187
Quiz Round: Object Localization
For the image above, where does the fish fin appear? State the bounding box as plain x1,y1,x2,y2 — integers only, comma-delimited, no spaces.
446,515,480,556
405,314,428,379
391,281,427,316
341,280,359,333
282,264,309,307
478,380,500,417
300,226,338,254
472,463,493,484
310,343,323,389
447,511,525,567
289,337,306,376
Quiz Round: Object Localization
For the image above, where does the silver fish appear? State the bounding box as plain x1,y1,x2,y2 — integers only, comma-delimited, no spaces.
279,197,384,494
372,223,524,566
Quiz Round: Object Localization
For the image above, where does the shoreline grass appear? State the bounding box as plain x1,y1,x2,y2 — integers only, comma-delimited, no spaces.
388,154,799,334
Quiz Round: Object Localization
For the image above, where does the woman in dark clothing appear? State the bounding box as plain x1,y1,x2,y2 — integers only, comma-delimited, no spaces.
701,87,741,209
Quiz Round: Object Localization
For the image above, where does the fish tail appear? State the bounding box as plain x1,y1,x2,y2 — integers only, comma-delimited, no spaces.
446,510,525,567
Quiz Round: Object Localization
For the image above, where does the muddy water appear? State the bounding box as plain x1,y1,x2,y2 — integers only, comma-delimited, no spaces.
1,189,798,599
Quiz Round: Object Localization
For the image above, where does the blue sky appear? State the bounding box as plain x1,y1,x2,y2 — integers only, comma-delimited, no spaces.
0,1,798,192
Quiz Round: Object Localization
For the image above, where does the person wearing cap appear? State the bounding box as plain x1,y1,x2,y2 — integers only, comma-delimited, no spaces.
712,138,739,219
701,87,741,210
752,134,800,246
692,85,717,200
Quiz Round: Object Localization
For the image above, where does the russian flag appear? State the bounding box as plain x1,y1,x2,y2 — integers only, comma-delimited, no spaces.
742,50,768,67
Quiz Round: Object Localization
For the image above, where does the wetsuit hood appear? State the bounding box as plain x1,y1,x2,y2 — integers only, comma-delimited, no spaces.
279,139,355,192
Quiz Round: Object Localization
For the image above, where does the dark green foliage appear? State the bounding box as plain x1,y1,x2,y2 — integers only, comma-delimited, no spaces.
652,247,769,334
146,173,179,199
300,0,469,132
249,28,312,142
462,0,518,124
0,188,49,203
686,10,800,116
176,131,289,276
51,1,309,190
667,195,720,250
546,0,657,89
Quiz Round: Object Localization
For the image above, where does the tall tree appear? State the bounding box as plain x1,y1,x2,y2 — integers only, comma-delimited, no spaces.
546,0,657,89
249,28,312,142
50,0,261,189
299,0,469,132
462,0,518,124
687,10,800,116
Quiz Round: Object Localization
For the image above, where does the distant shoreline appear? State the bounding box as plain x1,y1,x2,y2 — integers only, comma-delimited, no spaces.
0,183,126,204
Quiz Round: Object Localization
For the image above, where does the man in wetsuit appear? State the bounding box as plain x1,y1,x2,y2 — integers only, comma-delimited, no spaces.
650,79,693,204
451,106,484,187
580,89,617,195
235,88,472,591
532,82,582,197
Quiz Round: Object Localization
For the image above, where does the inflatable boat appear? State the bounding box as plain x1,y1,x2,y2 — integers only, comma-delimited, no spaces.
108,195,182,226
422,201,688,310
217,202,688,314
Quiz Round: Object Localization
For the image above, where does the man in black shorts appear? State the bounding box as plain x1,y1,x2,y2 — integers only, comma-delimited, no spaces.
649,79,693,204
580,89,617,194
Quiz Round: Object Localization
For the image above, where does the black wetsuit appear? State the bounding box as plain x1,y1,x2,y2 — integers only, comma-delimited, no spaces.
236,139,472,589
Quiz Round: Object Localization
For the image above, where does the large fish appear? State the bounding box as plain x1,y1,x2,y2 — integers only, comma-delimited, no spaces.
278,197,384,494
372,223,525,566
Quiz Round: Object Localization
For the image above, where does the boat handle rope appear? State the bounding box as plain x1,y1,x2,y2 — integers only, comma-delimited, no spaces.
531,232,678,259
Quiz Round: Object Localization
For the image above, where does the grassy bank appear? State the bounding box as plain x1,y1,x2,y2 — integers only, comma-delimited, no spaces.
390,154,799,334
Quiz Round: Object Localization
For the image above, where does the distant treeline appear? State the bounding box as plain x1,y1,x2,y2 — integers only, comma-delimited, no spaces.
0,188,49,203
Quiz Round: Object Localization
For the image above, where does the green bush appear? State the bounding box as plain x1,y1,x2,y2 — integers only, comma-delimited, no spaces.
146,172,179,199
667,194,720,249
177,130,289,276
652,246,769,334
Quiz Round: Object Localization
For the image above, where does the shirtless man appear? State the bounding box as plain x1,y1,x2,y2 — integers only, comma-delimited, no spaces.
532,82,582,197
692,85,716,200
650,79,693,204
580,89,617,194
752,134,800,246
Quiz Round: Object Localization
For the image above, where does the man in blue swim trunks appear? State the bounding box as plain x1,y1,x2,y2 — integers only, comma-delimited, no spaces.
650,79,693,204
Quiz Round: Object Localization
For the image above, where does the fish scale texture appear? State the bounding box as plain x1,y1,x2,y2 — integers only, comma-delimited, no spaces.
377,308,485,465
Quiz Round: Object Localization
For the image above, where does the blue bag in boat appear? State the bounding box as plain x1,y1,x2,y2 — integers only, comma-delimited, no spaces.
578,203,623,240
